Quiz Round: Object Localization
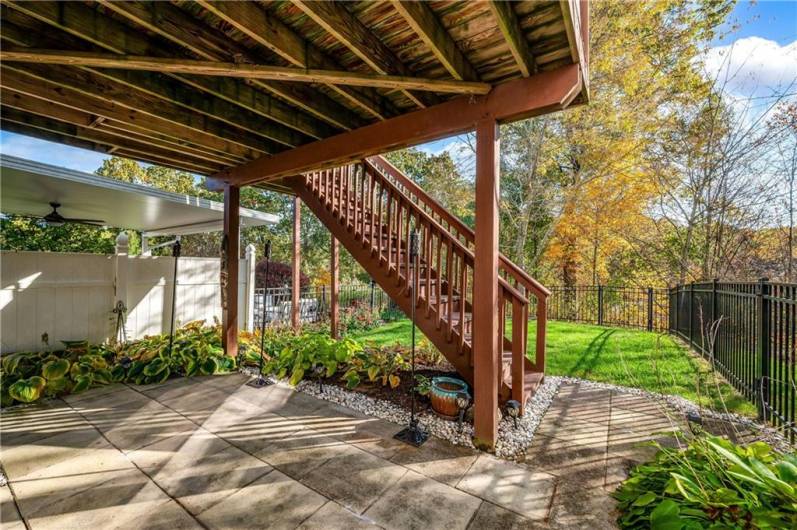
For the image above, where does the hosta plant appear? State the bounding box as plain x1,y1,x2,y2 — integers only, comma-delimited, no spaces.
342,345,409,389
1,321,240,407
613,434,797,529
264,333,361,386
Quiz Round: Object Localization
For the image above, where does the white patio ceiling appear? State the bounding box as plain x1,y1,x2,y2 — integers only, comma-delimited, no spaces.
0,154,278,235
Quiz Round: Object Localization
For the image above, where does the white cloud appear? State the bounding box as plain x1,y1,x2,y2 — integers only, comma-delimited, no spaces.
702,37,797,97
417,135,475,178
0,132,108,173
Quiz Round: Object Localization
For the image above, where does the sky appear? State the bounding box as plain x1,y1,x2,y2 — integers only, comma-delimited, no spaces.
1,0,795,175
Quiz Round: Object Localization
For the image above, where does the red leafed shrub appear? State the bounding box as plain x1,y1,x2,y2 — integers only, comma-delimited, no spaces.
255,260,309,289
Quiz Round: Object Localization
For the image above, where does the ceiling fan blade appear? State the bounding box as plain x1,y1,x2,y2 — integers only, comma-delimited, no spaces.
70,220,106,227
63,218,106,224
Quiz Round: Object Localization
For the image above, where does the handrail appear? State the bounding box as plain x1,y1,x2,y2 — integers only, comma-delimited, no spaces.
366,156,550,299
359,162,528,307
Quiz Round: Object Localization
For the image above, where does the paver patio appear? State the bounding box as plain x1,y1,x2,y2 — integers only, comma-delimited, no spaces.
0,376,685,529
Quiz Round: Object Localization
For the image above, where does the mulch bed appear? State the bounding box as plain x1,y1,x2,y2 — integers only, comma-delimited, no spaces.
320,368,461,416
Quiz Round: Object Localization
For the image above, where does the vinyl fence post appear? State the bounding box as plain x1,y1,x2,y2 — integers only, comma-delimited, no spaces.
647,287,654,331
757,277,771,421
597,285,604,326
244,244,256,331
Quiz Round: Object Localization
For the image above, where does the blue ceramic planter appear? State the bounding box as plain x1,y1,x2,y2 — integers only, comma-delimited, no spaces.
430,376,468,419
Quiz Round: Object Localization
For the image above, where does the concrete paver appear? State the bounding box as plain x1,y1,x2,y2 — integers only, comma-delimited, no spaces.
364,470,481,529
0,379,685,529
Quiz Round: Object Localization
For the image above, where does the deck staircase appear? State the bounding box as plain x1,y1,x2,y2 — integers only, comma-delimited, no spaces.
289,156,549,412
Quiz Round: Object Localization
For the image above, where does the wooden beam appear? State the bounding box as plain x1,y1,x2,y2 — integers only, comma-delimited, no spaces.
472,118,501,451
294,0,437,109
390,1,480,81
291,197,302,331
331,236,340,339
195,0,396,121
0,65,259,162
0,49,492,95
1,18,315,149
0,108,222,174
94,0,363,132
1,7,332,144
223,185,240,357
488,1,537,77
3,0,344,138
212,65,581,186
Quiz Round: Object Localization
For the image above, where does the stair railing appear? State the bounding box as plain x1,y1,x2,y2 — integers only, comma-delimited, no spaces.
366,156,548,373
304,158,546,405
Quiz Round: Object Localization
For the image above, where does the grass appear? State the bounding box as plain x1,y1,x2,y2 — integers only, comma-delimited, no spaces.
348,319,757,416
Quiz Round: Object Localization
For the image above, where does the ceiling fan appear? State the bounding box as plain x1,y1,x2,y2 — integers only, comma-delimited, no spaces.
21,202,106,227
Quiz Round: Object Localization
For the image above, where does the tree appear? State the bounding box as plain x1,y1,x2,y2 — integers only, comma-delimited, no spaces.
255,260,309,289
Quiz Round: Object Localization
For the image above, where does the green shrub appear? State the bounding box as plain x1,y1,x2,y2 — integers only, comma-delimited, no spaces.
263,333,362,386
0,321,239,407
342,345,409,389
339,302,380,333
414,374,432,396
613,434,797,529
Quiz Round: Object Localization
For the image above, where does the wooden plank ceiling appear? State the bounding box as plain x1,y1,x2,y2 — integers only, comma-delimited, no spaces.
0,0,584,188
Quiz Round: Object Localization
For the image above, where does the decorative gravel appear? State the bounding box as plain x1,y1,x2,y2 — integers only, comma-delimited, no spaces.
242,366,793,457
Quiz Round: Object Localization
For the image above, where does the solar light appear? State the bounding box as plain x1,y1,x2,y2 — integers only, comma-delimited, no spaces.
506,400,521,429
313,365,325,392
456,392,470,434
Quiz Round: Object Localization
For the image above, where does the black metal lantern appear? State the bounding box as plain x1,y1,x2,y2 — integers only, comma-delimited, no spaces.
249,240,274,388
394,229,428,447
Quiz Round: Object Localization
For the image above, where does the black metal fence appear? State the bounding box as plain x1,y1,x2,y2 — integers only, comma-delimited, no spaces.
547,285,670,331
670,280,796,438
257,279,795,438
253,283,404,325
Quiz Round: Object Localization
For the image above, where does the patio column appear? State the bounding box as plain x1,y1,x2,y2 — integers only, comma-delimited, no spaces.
291,196,301,331
222,184,239,357
330,236,339,339
472,118,501,451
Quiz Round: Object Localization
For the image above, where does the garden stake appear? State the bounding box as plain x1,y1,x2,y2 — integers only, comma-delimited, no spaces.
167,238,181,358
249,240,274,388
394,229,428,447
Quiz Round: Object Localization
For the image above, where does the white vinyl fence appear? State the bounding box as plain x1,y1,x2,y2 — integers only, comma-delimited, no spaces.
0,237,256,353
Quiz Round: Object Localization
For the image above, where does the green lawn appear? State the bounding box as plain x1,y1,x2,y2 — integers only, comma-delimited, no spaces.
349,319,756,416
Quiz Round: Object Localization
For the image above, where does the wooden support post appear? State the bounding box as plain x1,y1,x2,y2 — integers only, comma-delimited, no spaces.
472,118,501,451
331,236,340,339
222,184,240,357
292,196,301,331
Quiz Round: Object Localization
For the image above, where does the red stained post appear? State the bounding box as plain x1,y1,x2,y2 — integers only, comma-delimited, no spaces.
472,118,501,451
292,196,301,331
330,236,340,339
222,184,239,357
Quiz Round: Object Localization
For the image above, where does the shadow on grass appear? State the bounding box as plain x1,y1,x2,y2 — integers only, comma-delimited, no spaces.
566,328,616,378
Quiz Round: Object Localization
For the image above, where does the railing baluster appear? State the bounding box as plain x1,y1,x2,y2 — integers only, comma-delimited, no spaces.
386,189,394,273
459,251,467,350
